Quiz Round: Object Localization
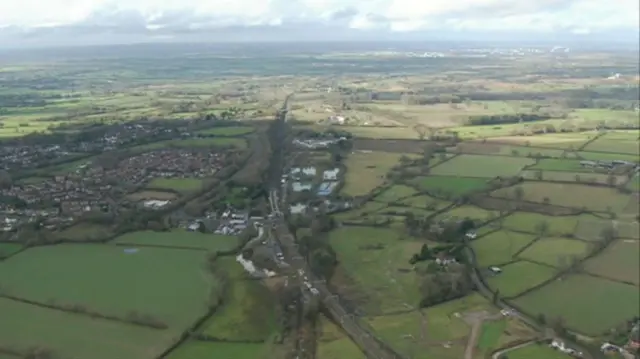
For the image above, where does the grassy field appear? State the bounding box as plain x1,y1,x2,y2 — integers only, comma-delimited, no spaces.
430,154,534,178
583,135,640,155
487,261,557,298
517,238,590,268
628,173,640,191
486,133,593,150
514,274,640,335
366,294,492,359
578,151,639,162
126,190,179,201
584,240,640,285
0,297,168,359
501,212,584,236
0,243,23,259
398,195,452,211
342,151,417,196
493,183,632,212
0,245,215,329
196,126,254,136
201,278,277,341
477,320,507,353
521,170,627,185
373,185,419,203
435,205,497,223
574,217,639,240
454,142,568,158
114,230,239,252
507,343,575,359
147,177,204,193
529,159,591,172
471,231,537,267
166,341,267,359
316,316,366,359
410,176,488,196
328,226,424,313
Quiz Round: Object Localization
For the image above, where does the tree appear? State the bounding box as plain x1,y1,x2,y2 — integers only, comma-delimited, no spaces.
606,175,617,187
0,170,11,189
537,313,547,325
513,186,525,202
534,220,549,237
413,124,429,140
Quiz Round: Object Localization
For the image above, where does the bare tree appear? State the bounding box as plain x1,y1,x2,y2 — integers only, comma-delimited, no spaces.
413,124,428,141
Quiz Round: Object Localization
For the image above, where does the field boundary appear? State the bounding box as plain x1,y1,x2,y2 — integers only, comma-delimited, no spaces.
113,242,210,251
0,293,168,330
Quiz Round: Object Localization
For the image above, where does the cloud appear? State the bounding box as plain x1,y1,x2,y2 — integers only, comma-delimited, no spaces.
0,0,637,45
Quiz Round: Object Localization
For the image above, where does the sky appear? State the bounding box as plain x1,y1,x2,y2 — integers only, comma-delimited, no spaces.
0,0,638,47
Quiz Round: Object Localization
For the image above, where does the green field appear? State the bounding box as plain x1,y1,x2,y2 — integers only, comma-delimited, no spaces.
0,297,167,359
197,126,254,136
518,238,590,268
627,173,640,191
114,230,239,252
514,274,640,335
398,194,452,211
328,227,424,313
578,151,639,162
0,243,23,259
0,245,215,328
507,343,574,359
410,176,488,196
502,212,583,236
477,320,507,353
529,159,591,172
471,231,536,267
430,154,534,178
584,240,640,285
317,316,366,359
147,177,204,193
343,152,418,196
493,183,633,212
583,136,640,155
435,205,497,222
487,261,556,298
373,185,419,203
521,170,626,185
201,277,277,341
166,341,267,359
131,137,247,152
366,294,491,359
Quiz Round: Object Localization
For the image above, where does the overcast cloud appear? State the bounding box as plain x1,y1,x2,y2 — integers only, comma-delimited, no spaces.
0,0,637,47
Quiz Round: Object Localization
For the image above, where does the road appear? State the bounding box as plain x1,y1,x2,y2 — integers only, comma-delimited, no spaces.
266,97,401,359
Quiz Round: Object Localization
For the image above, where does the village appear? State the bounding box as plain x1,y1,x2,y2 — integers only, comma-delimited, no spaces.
0,148,229,232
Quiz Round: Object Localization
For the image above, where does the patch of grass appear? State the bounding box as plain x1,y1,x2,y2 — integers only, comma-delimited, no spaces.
627,173,640,191
502,212,583,236
366,294,491,359
514,275,640,335
471,231,536,267
317,316,366,359
508,343,575,359
114,230,238,252
492,183,631,212
477,320,507,352
574,218,638,240
583,137,640,156
147,177,203,193
126,190,178,201
518,238,590,268
487,261,556,298
578,151,639,163
487,133,594,150
0,297,166,359
131,137,246,152
522,170,627,185
0,244,216,329
430,154,534,178
342,151,418,196
374,185,419,203
398,195,452,211
196,126,254,136
410,176,488,196
201,277,277,341
166,341,266,359
328,227,424,313
333,201,388,221
584,240,639,285
435,205,498,223
529,159,590,172
0,243,23,258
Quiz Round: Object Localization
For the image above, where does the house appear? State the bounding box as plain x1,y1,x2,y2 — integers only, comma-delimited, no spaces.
323,168,340,181
465,231,477,239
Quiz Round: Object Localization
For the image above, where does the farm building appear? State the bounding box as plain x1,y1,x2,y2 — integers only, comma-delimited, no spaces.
292,182,313,192
323,168,340,180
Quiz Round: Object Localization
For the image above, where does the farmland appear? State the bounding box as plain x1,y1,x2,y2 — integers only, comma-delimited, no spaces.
514,275,639,335
487,261,556,298
517,238,590,268
342,151,418,196
471,231,537,267
430,154,534,178
507,343,575,359
584,240,640,285
0,245,215,329
410,176,488,196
